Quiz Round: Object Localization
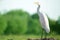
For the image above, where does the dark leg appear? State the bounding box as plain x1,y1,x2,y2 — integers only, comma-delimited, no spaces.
45,31,47,38
41,29,43,39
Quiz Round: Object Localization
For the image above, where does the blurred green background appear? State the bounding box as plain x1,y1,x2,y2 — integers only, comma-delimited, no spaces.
0,9,60,40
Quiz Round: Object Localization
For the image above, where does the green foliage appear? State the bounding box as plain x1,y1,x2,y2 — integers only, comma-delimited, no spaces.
27,13,42,35
0,9,60,35
0,16,7,34
48,18,56,31
57,16,60,24
54,16,60,34
31,13,39,19
4,10,29,34
48,16,60,34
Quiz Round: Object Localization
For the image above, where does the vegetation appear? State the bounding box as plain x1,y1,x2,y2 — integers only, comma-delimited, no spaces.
0,9,60,35
0,35,60,40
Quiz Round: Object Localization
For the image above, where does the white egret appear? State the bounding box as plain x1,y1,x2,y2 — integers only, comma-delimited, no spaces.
34,2,50,39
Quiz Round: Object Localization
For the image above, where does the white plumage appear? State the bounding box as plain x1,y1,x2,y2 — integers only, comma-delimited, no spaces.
38,12,50,33
35,2,50,33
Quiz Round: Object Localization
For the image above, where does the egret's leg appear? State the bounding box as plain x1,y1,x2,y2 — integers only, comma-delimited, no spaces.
45,31,47,38
41,29,43,39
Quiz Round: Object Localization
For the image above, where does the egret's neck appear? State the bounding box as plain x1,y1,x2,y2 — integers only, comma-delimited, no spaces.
37,5,40,13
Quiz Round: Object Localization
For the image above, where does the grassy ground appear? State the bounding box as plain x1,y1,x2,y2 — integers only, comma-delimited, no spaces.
0,35,60,40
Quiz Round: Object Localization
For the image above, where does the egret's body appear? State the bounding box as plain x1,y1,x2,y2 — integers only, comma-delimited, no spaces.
37,5,50,33
35,2,50,38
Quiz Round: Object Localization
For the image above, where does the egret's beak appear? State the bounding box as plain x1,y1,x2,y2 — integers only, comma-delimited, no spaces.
34,2,40,5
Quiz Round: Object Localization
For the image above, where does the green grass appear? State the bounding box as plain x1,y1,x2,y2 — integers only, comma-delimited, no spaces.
0,35,60,40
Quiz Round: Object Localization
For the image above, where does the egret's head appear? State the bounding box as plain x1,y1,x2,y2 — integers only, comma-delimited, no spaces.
34,2,41,10
34,2,40,6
